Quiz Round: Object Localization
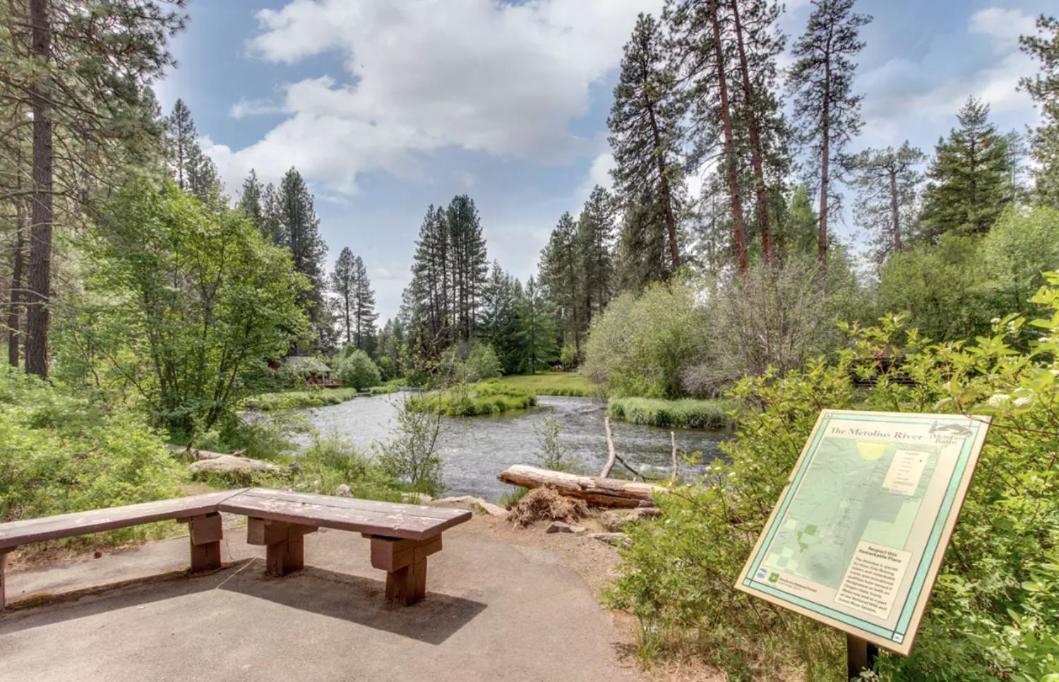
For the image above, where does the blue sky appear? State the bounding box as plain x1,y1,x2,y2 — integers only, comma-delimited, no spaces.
155,0,1052,320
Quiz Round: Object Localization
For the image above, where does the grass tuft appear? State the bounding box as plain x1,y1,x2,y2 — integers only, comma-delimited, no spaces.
607,397,735,430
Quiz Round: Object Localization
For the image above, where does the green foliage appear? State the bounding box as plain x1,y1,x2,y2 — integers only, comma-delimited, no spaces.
55,177,309,438
332,348,382,390
607,397,734,430
533,417,573,472
980,206,1059,318
488,372,595,397
583,280,708,398
407,382,537,417
610,277,1059,679
375,398,445,496
0,366,185,532
241,388,361,412
289,436,404,501
442,342,502,383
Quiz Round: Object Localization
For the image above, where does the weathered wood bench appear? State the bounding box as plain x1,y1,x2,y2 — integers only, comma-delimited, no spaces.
0,490,242,609
219,488,470,606
0,488,471,609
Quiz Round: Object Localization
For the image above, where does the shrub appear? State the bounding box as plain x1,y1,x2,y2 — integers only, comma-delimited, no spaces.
332,349,381,390
607,397,734,430
0,366,185,534
459,343,503,383
608,276,1059,679
583,280,709,398
533,417,573,471
375,397,445,496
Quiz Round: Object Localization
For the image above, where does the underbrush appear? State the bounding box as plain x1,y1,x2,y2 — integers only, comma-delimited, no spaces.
607,279,1059,680
0,366,186,545
607,397,734,429
407,382,537,416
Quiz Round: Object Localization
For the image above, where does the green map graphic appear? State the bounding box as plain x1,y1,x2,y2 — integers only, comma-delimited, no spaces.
762,437,938,589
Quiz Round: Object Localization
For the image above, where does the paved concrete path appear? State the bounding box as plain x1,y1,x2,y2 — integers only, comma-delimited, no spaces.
0,520,642,681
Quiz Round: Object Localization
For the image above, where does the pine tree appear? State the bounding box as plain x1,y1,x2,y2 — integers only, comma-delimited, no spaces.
788,0,871,269
164,100,222,206
919,98,1015,239
617,197,669,291
238,170,265,235
608,13,684,281
539,212,585,357
514,276,558,374
480,262,522,373
0,0,185,377
1020,15,1059,206
576,185,616,323
445,195,488,342
351,254,377,351
848,142,925,259
275,167,328,346
331,247,356,345
260,182,283,244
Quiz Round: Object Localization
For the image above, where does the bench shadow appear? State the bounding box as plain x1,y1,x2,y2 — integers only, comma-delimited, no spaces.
2,560,486,647
218,563,487,646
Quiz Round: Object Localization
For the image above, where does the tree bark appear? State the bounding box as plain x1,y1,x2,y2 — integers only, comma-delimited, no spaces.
26,0,53,378
817,28,834,272
497,465,664,508
731,0,773,266
7,205,23,368
708,0,748,274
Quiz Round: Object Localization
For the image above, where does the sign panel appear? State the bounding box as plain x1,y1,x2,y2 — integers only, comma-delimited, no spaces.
735,410,990,655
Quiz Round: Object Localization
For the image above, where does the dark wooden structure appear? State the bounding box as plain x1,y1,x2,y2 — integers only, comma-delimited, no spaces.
0,488,471,609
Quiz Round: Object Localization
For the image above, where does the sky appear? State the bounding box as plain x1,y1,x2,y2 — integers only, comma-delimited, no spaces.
154,0,1052,321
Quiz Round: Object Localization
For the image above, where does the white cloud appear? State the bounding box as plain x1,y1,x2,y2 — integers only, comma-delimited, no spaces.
575,151,615,205
210,0,661,195
969,7,1036,51
229,96,287,119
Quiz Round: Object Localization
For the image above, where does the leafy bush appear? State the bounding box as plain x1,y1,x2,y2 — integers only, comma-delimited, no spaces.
609,276,1059,679
332,349,382,390
290,436,404,501
533,417,573,471
375,397,446,496
583,280,709,399
607,397,734,430
459,343,503,382
0,366,185,535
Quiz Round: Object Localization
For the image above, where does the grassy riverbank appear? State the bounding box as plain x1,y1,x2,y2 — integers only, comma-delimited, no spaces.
607,397,735,429
241,382,400,411
487,372,596,396
407,382,537,416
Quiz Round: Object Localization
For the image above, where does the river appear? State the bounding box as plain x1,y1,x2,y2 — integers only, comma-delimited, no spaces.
289,393,728,501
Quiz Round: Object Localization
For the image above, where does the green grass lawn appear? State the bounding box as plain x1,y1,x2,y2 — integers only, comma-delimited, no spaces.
487,372,597,397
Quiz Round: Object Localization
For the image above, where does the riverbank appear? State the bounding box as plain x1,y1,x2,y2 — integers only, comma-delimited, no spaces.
487,372,596,396
607,397,735,429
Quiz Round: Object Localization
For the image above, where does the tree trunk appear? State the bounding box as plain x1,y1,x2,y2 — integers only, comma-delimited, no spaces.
709,0,748,274
731,0,773,266
818,33,833,272
889,166,901,252
497,465,664,508
8,205,24,367
26,0,53,378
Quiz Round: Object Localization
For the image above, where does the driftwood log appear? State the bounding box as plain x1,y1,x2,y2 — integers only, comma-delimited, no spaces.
498,465,664,508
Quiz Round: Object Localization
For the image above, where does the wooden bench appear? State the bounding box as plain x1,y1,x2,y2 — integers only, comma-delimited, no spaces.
0,490,243,609
219,488,471,606
0,488,471,609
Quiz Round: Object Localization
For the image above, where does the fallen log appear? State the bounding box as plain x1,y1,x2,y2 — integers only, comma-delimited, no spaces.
498,464,665,508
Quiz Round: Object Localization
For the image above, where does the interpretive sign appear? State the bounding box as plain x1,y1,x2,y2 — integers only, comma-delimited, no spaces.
735,410,990,655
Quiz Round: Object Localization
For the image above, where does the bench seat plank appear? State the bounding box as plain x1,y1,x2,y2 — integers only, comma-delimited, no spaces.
0,490,247,550
220,488,471,541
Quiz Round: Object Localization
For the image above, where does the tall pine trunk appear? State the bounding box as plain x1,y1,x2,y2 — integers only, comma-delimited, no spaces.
817,59,831,271
731,0,773,266
709,0,748,274
8,206,24,367
889,167,902,252
26,0,53,378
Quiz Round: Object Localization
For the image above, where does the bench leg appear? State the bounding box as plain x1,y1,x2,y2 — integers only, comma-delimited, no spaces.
0,550,9,610
188,513,223,573
247,518,316,577
368,535,442,606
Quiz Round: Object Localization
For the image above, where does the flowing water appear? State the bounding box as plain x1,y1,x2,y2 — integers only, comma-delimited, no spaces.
290,393,729,501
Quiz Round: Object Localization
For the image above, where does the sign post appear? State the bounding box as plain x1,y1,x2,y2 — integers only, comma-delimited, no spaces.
735,410,991,672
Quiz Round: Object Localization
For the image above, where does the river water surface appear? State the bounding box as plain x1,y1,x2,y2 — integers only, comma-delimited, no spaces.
291,393,728,501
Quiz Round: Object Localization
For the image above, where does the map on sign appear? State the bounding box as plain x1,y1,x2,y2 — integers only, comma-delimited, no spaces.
735,410,990,655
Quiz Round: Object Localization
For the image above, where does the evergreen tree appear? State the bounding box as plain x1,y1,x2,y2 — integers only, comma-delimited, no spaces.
608,12,684,281
260,182,283,244
576,185,616,323
788,0,871,269
407,205,450,351
1020,15,1059,206
351,254,378,351
617,197,670,291
275,167,328,347
445,195,488,342
513,276,558,374
164,100,222,206
238,170,265,235
774,185,820,257
848,142,925,260
331,247,356,345
480,262,523,374
919,98,1016,239
539,212,585,357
